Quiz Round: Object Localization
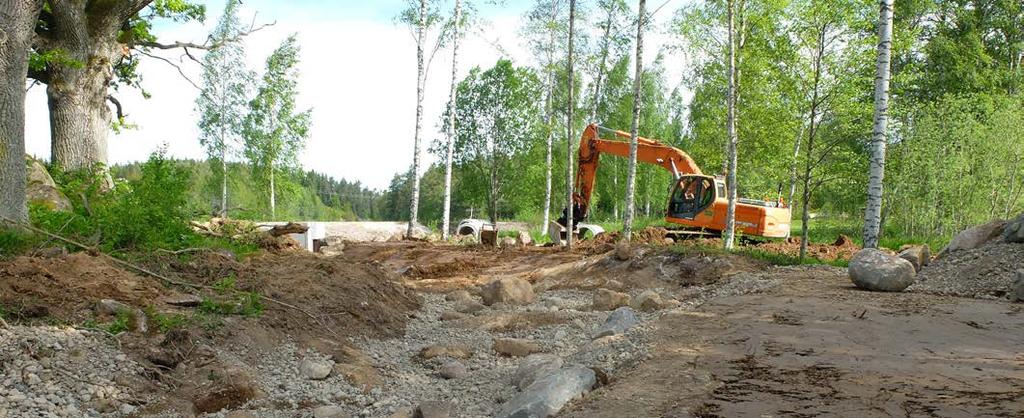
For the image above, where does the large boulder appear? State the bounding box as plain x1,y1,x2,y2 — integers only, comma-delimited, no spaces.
26,157,72,212
591,289,631,311
299,357,334,380
497,366,597,418
512,354,563,390
481,277,536,306
1004,214,1024,244
897,245,931,273
593,307,640,338
849,248,917,292
942,220,1007,254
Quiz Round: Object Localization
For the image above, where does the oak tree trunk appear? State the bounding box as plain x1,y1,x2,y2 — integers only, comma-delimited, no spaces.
442,0,462,240
863,0,894,249
41,3,128,172
1,0,44,224
623,0,646,242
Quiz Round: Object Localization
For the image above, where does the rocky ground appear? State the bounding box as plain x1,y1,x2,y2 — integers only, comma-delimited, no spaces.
1,227,1022,417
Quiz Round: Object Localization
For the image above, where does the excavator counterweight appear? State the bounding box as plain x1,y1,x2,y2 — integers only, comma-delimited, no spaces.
553,124,791,242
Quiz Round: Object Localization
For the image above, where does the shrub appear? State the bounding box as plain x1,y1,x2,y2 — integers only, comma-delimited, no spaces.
32,149,195,252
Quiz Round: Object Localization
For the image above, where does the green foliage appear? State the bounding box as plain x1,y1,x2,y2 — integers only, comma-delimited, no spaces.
143,306,190,333
28,48,83,72
0,229,37,259
243,34,312,219
199,276,264,317
32,150,195,252
671,242,848,268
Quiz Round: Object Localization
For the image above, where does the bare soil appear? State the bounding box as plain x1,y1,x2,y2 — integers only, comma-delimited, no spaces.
559,266,1024,418
2,238,1021,417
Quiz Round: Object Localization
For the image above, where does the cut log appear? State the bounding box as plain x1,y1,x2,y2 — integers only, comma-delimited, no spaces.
269,222,309,237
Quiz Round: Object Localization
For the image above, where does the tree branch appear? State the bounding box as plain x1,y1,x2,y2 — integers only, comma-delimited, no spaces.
137,50,200,89
107,95,125,120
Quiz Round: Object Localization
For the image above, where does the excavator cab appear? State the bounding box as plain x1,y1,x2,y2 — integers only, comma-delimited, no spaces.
668,175,717,220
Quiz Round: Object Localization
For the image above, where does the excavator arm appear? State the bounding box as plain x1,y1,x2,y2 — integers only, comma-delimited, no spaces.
572,124,702,220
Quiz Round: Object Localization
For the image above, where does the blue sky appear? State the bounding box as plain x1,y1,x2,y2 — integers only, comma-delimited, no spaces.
24,0,688,191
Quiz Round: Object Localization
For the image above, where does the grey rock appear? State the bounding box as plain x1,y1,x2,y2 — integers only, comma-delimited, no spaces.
454,300,486,314
415,401,454,418
898,245,931,273
493,338,542,357
592,289,630,311
632,290,674,312
25,157,72,212
593,307,639,338
942,220,1007,254
299,357,334,380
438,361,468,380
481,277,536,306
313,405,349,418
444,290,472,303
1004,214,1024,244
164,294,202,307
95,299,131,316
516,231,534,246
512,354,563,390
497,366,597,418
849,248,917,292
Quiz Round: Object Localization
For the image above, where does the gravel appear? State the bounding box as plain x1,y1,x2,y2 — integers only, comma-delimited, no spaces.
908,242,1024,299
0,326,150,417
0,255,794,418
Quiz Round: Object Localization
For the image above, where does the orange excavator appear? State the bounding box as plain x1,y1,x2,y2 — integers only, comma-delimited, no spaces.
552,124,791,242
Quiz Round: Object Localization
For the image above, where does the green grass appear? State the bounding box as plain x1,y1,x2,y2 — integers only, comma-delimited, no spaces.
793,217,950,252
671,242,849,267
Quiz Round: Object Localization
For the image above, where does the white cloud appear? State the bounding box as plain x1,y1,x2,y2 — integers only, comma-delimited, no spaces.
23,1,691,191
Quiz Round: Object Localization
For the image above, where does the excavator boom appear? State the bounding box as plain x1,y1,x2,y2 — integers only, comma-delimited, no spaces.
561,124,791,239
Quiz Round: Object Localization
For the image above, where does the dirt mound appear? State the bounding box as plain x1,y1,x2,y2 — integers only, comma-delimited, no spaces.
169,252,421,340
0,253,176,322
909,242,1024,299
752,236,859,262
592,227,669,246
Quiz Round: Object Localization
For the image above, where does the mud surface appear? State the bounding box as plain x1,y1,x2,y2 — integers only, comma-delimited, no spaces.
560,266,1024,418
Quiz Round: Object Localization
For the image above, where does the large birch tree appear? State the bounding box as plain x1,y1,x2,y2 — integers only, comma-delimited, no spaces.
399,0,445,237
723,0,739,250
565,0,577,248
243,35,311,220
197,0,251,218
441,0,464,240
622,0,646,242
863,0,894,249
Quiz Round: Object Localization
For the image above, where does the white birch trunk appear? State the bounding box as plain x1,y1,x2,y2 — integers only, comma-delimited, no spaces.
220,128,228,218
623,0,646,242
723,0,739,249
565,0,577,249
408,0,427,237
270,166,276,220
442,0,462,240
590,6,614,123
863,0,894,249
542,0,557,231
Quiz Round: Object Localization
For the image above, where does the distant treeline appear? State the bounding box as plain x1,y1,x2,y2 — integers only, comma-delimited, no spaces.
111,159,383,221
